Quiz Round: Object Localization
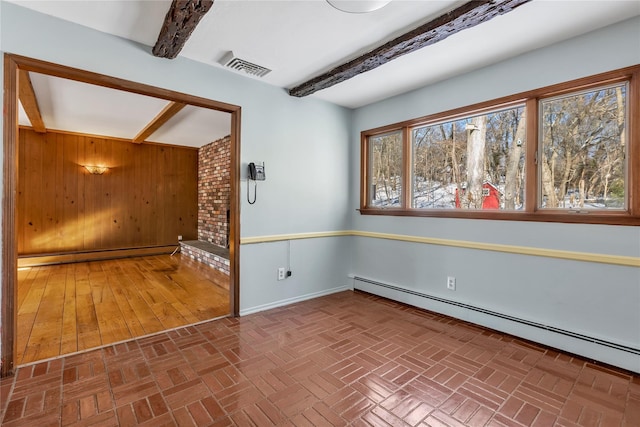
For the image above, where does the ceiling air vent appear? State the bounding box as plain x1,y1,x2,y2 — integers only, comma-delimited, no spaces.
220,52,271,78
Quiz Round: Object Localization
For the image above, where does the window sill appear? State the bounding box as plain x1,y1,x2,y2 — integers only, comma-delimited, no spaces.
358,207,640,226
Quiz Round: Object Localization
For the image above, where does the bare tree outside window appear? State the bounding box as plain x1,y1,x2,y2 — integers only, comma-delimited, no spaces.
411,106,526,210
370,131,403,207
540,83,627,210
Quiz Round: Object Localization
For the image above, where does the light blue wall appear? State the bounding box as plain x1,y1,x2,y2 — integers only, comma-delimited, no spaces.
349,17,640,372
0,2,353,361
240,237,352,315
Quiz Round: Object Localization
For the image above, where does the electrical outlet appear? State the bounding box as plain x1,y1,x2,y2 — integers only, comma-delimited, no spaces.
178,235,183,241
447,276,456,290
277,267,286,281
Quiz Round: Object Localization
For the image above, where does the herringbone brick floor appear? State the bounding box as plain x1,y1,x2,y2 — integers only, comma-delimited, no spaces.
0,290,638,426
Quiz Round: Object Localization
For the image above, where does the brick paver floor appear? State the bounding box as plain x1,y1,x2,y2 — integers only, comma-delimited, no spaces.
1,290,638,426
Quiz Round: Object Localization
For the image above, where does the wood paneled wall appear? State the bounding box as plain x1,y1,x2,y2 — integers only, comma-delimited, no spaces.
18,128,198,255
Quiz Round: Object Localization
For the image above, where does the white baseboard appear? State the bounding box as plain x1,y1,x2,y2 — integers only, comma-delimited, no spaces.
239,285,350,316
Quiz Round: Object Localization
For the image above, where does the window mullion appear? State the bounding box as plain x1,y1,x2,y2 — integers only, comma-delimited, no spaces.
629,69,640,216
402,126,412,209
525,98,538,213
360,133,369,210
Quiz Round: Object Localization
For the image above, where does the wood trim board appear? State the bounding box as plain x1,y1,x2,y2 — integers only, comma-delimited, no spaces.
239,230,640,268
18,246,178,267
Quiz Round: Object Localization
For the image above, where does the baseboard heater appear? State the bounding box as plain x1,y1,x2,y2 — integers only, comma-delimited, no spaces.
353,276,640,356
18,245,177,267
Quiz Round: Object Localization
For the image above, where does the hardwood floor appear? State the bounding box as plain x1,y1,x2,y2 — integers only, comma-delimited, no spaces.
16,254,230,365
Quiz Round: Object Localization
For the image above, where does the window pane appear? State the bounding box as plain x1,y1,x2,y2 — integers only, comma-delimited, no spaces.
412,106,526,210
539,84,627,210
370,131,403,207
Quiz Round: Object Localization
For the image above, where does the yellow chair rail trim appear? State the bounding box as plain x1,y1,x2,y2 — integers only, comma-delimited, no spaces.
240,230,640,267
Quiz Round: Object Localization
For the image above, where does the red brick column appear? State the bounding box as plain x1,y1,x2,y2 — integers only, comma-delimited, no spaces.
198,135,230,247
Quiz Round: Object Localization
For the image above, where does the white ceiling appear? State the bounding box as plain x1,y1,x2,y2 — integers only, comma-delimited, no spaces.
11,0,640,147
20,73,232,148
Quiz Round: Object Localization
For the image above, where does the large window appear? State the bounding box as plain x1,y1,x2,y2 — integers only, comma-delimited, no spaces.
411,105,525,210
360,66,639,225
539,84,627,211
370,131,403,207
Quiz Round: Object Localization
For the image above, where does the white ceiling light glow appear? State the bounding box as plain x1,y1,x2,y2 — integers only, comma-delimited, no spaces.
326,0,392,14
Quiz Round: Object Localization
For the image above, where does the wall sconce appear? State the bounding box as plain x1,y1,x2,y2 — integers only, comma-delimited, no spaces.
84,165,109,175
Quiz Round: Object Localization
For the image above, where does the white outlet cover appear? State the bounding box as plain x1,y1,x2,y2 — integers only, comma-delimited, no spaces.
447,277,456,290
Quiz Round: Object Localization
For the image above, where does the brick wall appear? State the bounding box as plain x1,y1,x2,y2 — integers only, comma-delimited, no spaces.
198,135,230,247
180,243,230,278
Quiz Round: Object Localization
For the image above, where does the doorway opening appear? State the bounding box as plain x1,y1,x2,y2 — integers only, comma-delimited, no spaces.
2,54,241,377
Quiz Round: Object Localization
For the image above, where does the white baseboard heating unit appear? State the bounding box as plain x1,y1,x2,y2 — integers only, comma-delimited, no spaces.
352,275,640,358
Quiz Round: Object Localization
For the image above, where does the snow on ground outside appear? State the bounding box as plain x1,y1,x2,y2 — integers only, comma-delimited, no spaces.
372,181,621,210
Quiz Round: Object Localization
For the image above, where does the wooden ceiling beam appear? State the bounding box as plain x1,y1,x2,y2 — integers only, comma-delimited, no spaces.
132,101,187,143
18,70,46,133
152,0,214,59
289,0,531,97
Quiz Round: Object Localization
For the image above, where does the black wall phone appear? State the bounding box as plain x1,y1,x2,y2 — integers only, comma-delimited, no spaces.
247,162,265,204
248,162,266,181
